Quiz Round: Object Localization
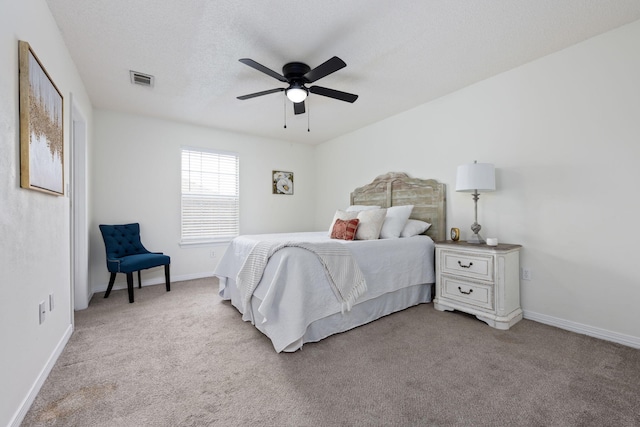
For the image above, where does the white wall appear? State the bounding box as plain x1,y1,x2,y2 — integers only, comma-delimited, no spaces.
90,110,316,292
0,1,93,426
315,20,640,346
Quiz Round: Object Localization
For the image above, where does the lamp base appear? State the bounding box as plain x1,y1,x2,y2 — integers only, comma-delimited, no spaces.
467,233,485,244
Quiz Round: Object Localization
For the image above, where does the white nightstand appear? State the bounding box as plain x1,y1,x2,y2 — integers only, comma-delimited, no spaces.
433,241,523,330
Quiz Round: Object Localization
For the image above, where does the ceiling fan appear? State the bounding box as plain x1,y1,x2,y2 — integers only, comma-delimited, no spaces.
237,56,358,115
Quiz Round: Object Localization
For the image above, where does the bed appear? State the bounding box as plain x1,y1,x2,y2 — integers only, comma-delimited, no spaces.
214,172,446,352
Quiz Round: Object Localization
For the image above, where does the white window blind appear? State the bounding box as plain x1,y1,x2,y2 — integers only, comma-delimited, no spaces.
181,147,239,243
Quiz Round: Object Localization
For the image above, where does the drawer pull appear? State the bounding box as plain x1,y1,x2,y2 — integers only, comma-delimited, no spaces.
458,286,473,295
458,260,473,268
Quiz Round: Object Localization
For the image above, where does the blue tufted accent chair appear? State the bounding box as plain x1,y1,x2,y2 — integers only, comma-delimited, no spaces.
99,223,171,303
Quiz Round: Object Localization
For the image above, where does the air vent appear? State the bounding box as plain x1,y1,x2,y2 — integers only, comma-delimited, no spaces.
129,70,154,87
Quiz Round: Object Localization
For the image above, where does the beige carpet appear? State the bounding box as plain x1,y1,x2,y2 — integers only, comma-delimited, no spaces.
22,278,640,426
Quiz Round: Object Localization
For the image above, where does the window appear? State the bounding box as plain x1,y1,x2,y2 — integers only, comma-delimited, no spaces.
181,147,239,243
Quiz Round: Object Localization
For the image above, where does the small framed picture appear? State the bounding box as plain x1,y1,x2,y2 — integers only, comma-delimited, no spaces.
273,171,293,195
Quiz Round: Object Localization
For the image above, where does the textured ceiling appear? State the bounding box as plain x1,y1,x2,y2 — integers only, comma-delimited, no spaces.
46,1,640,145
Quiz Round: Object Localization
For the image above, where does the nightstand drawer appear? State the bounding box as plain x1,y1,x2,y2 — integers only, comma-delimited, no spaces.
441,250,494,281
440,275,494,310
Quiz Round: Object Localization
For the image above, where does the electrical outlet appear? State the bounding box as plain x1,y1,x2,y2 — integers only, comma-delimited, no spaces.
209,250,216,258
521,268,532,281
39,301,46,324
49,293,54,311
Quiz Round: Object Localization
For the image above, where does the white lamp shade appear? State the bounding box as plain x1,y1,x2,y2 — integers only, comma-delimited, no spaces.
456,162,496,192
286,87,307,103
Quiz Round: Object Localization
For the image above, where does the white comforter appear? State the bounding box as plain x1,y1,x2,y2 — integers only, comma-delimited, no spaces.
236,240,367,316
215,231,435,352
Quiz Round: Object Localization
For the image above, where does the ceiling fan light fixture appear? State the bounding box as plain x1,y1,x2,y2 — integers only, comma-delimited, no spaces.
237,57,358,116
286,85,308,103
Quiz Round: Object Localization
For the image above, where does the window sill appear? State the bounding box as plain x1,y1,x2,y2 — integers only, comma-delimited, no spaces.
179,239,234,248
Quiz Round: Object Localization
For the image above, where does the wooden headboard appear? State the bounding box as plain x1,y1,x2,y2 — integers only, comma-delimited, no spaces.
350,172,446,241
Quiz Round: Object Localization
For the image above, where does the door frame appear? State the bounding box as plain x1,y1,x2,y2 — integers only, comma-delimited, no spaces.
70,97,89,312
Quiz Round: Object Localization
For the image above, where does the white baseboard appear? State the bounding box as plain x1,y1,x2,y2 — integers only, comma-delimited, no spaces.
523,310,640,349
11,323,73,427
92,271,216,293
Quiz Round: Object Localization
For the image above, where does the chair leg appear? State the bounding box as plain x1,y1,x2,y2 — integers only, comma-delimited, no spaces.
126,273,134,303
164,264,171,292
104,273,117,298
138,270,142,289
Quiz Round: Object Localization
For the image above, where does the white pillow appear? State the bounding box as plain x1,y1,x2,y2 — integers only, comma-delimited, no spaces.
400,219,432,237
345,205,381,212
380,205,414,239
355,208,387,240
328,210,358,236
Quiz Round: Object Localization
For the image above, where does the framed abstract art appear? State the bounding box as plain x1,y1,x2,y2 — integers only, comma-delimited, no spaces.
19,40,64,195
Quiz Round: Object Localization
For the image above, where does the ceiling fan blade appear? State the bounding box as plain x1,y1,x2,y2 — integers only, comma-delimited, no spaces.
309,86,358,103
239,58,287,82
293,101,306,115
237,88,284,100
303,56,346,83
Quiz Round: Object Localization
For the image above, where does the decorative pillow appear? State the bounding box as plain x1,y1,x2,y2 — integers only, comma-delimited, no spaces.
400,219,432,237
328,210,358,236
330,218,359,240
379,205,414,239
355,208,387,240
345,205,381,212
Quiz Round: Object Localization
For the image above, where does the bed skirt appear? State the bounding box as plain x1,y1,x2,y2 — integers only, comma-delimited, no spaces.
221,279,433,352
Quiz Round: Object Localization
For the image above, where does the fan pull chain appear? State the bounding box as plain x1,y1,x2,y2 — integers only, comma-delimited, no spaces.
307,97,310,132
283,93,287,129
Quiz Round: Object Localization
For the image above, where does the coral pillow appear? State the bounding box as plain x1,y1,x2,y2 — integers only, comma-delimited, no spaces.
331,218,360,240
328,210,358,236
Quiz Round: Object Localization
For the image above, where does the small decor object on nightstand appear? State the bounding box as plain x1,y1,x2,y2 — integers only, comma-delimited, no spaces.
273,171,293,195
455,161,495,244
450,227,460,241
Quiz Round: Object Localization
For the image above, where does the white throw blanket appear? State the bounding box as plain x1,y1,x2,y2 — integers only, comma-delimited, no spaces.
236,240,367,318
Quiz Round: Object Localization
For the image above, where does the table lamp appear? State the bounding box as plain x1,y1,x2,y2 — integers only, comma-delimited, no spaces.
455,161,495,244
